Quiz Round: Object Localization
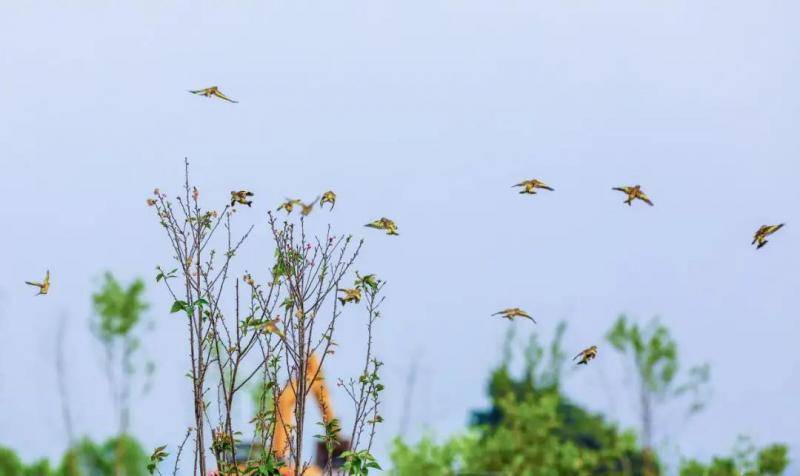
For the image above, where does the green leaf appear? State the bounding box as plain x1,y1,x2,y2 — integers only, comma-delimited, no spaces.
170,300,188,313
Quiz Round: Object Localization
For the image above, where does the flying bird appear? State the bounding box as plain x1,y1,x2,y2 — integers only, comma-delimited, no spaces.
365,217,399,236
752,223,784,249
277,199,302,214
261,318,285,339
492,308,536,323
188,86,238,103
338,288,362,306
513,179,554,195
230,190,254,207
25,270,51,296
320,191,337,210
573,346,598,365
612,185,653,206
300,197,319,217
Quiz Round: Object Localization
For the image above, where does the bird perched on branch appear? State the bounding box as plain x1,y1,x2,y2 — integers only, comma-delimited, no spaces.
320,191,337,210
513,179,554,195
752,223,784,249
25,270,51,296
230,190,254,207
277,199,302,214
574,345,598,365
338,288,362,306
188,86,238,103
492,308,535,323
365,218,399,236
612,185,653,206
300,197,319,217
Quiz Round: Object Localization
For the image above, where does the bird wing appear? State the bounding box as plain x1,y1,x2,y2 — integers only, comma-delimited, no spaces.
612,187,628,193
768,223,784,235
365,222,380,228
573,351,584,360
638,194,654,206
188,89,205,94
752,227,767,243
214,91,238,103
25,281,42,287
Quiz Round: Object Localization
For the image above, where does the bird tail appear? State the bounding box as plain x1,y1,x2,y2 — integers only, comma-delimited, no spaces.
246,201,252,207
757,240,767,249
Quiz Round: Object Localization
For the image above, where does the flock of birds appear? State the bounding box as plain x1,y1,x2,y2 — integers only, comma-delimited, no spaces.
23,85,788,371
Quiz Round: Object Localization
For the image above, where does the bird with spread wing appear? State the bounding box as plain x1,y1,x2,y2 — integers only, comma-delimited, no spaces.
513,178,554,195
277,198,302,214
492,307,536,323
573,346,598,365
188,86,238,103
300,197,319,217
752,223,784,249
320,191,337,210
25,270,51,296
365,217,399,236
230,190,254,207
612,185,653,206
338,288,362,306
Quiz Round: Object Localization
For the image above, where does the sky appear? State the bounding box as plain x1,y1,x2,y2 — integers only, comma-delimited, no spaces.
1,0,799,473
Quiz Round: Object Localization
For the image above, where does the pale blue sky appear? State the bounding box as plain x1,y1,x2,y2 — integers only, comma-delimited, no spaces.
1,1,799,473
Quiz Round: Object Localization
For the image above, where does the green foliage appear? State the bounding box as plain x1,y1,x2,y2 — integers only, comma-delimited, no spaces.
92,273,148,340
314,418,343,458
146,445,168,475
391,319,790,476
341,450,381,475
392,322,652,475
679,439,789,476
271,247,303,281
756,444,789,475
606,314,710,460
606,315,709,410
0,436,149,476
0,447,25,476
153,266,177,283
242,450,284,476
169,298,208,317
607,315,678,397
390,434,473,476
57,435,149,476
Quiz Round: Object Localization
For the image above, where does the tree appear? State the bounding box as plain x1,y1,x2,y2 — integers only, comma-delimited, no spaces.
149,161,386,474
392,322,652,475
91,272,152,435
606,315,710,475
679,437,789,476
